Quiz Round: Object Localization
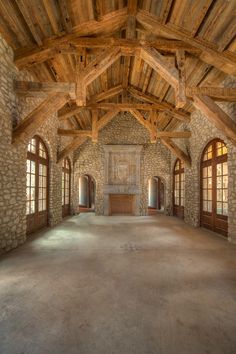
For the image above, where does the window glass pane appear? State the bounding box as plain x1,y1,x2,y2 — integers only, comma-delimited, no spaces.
223,203,228,216
207,201,212,212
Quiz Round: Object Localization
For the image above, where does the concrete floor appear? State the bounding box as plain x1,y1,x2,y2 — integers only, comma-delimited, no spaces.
1,214,236,354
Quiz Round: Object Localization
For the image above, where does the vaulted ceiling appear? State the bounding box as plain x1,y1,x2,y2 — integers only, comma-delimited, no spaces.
1,0,236,163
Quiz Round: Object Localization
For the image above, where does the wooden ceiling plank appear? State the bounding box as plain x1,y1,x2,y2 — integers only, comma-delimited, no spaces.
13,94,69,143
136,9,236,75
58,0,73,33
57,137,88,162
161,137,191,167
42,0,61,35
193,95,236,145
161,0,174,24
15,0,43,46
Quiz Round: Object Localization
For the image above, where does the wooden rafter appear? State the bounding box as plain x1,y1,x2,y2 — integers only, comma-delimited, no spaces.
161,138,191,167
14,8,128,69
140,46,179,89
76,48,121,105
127,85,190,122
136,10,236,75
12,94,69,143
57,137,88,163
79,102,188,111
91,110,98,143
193,95,236,146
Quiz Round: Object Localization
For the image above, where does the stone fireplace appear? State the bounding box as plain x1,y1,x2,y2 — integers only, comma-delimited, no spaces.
103,145,142,215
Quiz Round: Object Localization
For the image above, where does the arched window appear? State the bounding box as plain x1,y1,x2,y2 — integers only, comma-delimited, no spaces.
26,136,49,234
201,139,228,236
62,158,71,217
173,159,185,218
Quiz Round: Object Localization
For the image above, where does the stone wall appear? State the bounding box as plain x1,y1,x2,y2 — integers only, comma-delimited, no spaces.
73,112,171,216
0,34,72,254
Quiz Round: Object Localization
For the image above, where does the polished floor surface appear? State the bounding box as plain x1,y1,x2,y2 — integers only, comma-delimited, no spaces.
1,214,236,354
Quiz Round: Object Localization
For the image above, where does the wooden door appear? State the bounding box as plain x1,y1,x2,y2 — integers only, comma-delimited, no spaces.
26,136,49,234
173,159,185,219
109,194,134,215
201,140,228,237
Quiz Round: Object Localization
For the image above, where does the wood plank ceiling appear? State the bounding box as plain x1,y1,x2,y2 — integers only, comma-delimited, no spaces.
0,0,235,134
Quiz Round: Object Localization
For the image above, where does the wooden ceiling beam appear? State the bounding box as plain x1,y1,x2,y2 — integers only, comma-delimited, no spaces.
140,46,179,88
186,87,236,102
175,50,186,108
57,137,88,163
57,129,92,137
83,48,122,86
136,10,236,75
14,38,200,70
127,86,190,122
12,94,69,143
14,80,76,99
91,110,98,143
90,84,123,102
161,138,191,167
80,102,188,111
193,95,236,146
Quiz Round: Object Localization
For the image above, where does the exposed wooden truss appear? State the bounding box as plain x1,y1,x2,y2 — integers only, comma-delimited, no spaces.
3,0,235,162
136,10,236,75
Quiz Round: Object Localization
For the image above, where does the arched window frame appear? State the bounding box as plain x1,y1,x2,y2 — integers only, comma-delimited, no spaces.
26,136,49,233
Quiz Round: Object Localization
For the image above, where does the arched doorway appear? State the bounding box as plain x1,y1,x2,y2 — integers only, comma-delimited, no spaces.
79,175,95,212
26,136,49,234
173,159,185,219
62,158,71,217
148,177,165,215
201,139,228,237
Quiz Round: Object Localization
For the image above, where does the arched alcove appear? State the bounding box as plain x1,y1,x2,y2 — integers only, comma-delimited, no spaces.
148,176,165,215
78,174,95,212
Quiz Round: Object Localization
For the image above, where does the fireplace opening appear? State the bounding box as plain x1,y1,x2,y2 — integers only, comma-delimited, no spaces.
109,194,135,216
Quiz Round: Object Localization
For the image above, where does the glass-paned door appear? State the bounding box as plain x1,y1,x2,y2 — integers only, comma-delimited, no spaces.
201,140,228,236
62,158,71,217
26,136,49,234
173,159,185,219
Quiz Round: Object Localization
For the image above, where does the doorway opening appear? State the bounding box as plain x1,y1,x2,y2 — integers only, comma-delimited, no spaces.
148,177,165,215
78,175,95,213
